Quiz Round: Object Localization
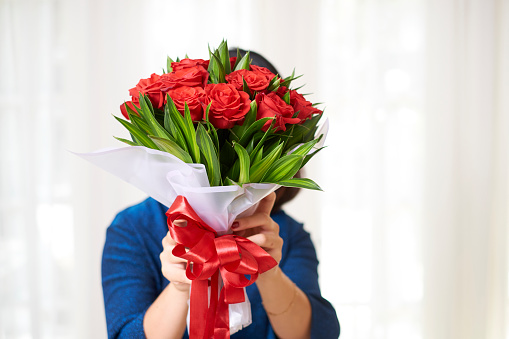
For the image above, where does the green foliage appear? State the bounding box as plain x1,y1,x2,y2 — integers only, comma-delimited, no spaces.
276,178,322,191
233,142,250,185
196,124,221,186
149,135,193,163
234,51,250,71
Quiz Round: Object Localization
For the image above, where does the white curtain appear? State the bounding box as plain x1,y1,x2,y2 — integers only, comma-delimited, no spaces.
423,1,509,338
1,0,508,338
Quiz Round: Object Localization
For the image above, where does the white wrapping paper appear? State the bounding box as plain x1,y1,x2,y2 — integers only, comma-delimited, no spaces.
76,146,278,333
75,119,328,334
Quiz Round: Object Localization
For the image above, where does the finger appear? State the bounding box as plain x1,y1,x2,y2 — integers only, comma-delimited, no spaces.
255,192,276,215
232,213,278,233
247,232,282,251
161,262,192,284
162,232,177,248
160,248,187,264
173,219,188,227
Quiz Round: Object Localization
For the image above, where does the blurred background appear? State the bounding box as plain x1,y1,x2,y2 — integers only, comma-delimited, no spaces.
1,0,508,338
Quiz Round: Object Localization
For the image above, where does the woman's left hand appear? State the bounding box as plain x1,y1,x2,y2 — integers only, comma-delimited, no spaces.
231,192,283,265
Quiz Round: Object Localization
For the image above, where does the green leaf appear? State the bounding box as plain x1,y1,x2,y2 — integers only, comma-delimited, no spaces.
282,115,323,153
164,95,189,153
166,95,200,162
280,70,303,88
114,136,137,146
252,146,264,164
242,76,252,97
250,143,284,182
302,113,323,141
231,101,257,139
207,44,217,83
233,48,242,70
276,178,322,191
233,142,250,184
245,137,255,154
261,154,303,182
148,135,193,163
245,100,258,126
238,117,274,147
227,159,240,182
167,56,174,73
249,120,275,162
126,107,151,134
212,51,226,83
114,115,158,149
204,102,212,123
203,120,219,153
301,146,326,168
234,51,250,71
138,94,172,139
267,76,281,92
183,103,201,163
196,124,221,186
224,177,238,186
293,84,306,92
202,103,219,152
291,139,319,156
282,90,291,105
218,40,231,74
263,137,283,156
220,140,237,170
280,68,295,88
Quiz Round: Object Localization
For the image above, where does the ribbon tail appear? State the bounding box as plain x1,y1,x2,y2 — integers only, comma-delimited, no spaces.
189,280,209,339
204,271,219,338
214,287,230,339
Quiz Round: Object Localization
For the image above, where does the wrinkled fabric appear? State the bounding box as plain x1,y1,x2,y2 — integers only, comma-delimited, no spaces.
102,197,340,338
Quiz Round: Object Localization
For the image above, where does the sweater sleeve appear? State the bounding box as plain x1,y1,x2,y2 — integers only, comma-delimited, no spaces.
102,213,159,339
280,218,340,339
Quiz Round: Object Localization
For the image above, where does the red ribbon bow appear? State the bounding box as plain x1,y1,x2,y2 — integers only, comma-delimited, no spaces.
166,196,277,339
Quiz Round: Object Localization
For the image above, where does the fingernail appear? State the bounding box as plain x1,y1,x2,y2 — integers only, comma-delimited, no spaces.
232,222,239,229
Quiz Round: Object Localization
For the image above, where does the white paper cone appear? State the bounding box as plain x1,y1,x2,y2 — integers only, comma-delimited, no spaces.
74,146,276,331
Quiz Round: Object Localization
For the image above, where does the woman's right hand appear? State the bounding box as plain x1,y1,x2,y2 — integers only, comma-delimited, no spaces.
160,225,192,293
145,224,191,338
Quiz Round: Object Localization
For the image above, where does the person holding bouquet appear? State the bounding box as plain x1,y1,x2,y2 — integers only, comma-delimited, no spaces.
98,46,340,339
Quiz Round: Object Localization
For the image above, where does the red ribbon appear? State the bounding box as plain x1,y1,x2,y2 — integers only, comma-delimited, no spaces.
166,196,277,339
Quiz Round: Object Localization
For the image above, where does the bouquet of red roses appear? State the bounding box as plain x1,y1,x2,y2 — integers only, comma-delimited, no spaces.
115,40,324,190
78,40,327,339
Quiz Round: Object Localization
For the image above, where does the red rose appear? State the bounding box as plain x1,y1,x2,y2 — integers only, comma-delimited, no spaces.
229,57,237,70
119,97,140,120
202,83,251,129
290,90,322,122
250,64,277,81
225,69,270,92
167,86,207,121
171,58,210,71
276,85,288,97
128,73,165,109
255,92,300,132
159,66,209,91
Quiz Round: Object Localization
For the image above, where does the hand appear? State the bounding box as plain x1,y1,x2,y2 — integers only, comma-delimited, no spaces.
160,222,192,293
232,192,283,267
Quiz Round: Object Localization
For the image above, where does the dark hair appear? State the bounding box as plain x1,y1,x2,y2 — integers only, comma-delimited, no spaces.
228,47,300,212
228,48,280,77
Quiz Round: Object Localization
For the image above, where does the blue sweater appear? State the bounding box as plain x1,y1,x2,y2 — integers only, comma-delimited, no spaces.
102,198,340,338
